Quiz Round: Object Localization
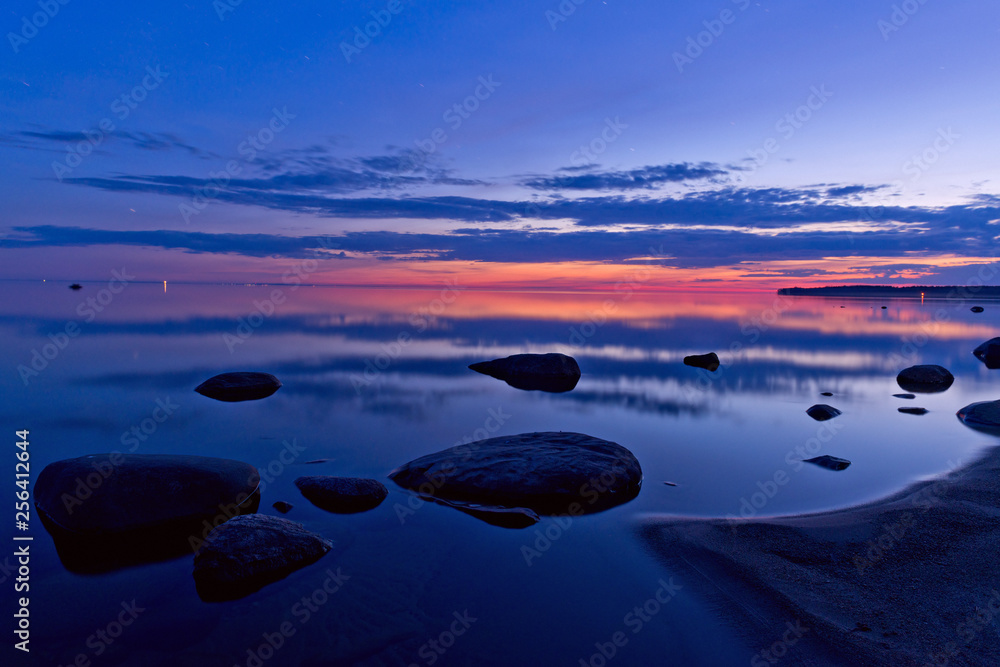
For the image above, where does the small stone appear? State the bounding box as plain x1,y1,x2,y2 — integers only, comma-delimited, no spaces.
295,476,388,514
272,501,293,513
683,353,720,372
898,407,928,415
896,365,954,393
971,306,984,313
803,455,851,471
893,394,916,399
807,404,841,421
195,372,282,402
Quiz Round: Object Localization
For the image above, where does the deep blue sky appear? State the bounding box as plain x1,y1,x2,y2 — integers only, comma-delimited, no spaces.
2,0,998,287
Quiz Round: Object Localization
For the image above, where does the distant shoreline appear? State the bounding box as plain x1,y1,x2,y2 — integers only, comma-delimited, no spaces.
777,285,1000,299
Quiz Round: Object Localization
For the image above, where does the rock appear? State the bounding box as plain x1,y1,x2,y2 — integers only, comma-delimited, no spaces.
193,514,332,601
389,431,642,519
295,476,388,514
434,498,540,529
820,392,833,397
881,306,887,309
896,365,954,393
971,306,984,313
683,352,720,372
195,372,282,402
305,458,333,464
957,400,1000,432
803,455,851,471
35,454,259,537
69,283,82,290
468,353,580,393
272,501,293,513
898,407,928,415
34,454,260,573
806,404,841,421
973,338,1000,369
892,393,916,399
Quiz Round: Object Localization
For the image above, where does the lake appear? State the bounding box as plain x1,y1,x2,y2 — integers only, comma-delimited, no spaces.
4,281,999,666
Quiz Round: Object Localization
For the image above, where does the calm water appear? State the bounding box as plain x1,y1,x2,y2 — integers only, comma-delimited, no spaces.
3,282,999,666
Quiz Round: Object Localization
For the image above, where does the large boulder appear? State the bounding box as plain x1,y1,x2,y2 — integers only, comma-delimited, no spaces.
683,352,720,372
896,365,954,393
388,431,642,519
294,476,388,514
34,454,260,572
193,514,332,601
973,338,1000,369
469,353,580,393
195,372,282,402
957,400,1000,432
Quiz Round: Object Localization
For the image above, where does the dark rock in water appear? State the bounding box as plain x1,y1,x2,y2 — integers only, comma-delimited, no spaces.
881,306,887,309
803,455,851,471
971,306,984,313
389,431,642,520
295,476,388,514
195,372,281,402
898,407,928,415
193,514,332,602
896,365,954,393
820,392,833,397
973,338,1000,369
957,400,1000,433
469,353,580,393
69,283,82,290
683,352,720,372
272,501,293,513
34,454,260,573
892,393,916,399
304,458,333,464
806,404,841,421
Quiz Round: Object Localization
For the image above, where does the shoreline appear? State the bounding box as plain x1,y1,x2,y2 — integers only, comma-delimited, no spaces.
640,443,1000,666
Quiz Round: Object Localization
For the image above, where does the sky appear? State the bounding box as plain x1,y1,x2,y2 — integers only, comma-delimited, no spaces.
1,0,999,289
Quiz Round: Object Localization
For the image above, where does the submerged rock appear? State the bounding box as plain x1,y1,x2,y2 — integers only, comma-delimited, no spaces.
957,400,1000,432
898,407,929,415
195,372,282,402
468,353,580,393
971,306,984,313
896,365,954,393
69,283,82,290
34,454,260,572
294,476,388,514
389,431,642,520
806,404,841,421
272,501,294,513
820,392,833,397
803,455,851,471
892,393,916,399
193,514,332,601
973,338,1000,369
683,352,720,372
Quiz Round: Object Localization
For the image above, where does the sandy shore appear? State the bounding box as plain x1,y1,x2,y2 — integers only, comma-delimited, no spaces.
641,445,1000,666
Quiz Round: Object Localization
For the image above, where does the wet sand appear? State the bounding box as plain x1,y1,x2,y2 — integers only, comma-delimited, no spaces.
641,445,1000,666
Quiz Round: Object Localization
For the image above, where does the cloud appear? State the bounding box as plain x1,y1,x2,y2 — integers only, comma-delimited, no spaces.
522,162,730,190
4,128,219,159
